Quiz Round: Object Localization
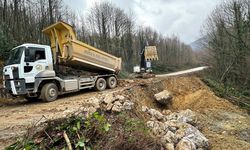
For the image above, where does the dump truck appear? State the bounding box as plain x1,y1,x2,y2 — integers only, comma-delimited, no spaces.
2,21,122,102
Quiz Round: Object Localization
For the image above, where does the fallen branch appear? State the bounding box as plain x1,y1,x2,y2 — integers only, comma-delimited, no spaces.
44,130,54,143
63,131,73,150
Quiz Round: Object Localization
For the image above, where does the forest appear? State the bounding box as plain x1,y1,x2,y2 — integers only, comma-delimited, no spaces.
202,0,250,106
0,0,194,73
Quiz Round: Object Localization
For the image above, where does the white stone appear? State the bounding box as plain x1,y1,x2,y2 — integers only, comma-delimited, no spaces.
147,108,165,121
154,90,173,105
123,101,134,110
112,101,123,112
142,106,148,112
106,103,113,111
164,143,174,150
103,93,115,104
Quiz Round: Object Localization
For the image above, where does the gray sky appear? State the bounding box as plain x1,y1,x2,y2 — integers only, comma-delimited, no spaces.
64,0,221,44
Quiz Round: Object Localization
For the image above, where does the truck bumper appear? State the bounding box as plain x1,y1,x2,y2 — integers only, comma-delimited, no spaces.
5,79,26,95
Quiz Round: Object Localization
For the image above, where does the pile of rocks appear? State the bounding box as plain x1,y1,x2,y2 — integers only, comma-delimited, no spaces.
142,106,209,150
101,93,134,112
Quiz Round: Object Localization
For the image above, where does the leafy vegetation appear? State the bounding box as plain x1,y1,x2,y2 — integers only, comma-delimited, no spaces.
6,111,161,150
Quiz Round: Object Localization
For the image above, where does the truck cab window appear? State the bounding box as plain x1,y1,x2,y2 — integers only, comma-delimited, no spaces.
35,50,45,60
26,47,46,62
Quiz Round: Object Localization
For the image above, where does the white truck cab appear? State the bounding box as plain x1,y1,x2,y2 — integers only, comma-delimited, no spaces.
3,43,55,95
3,43,117,102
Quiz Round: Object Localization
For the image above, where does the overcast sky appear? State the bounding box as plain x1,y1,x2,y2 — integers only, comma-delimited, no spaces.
64,0,222,44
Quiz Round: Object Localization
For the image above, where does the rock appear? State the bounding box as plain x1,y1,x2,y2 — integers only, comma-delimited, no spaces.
161,131,178,144
166,109,196,124
175,127,186,140
162,110,172,115
176,137,196,150
163,143,174,150
103,93,115,104
142,107,165,121
106,103,113,111
146,121,155,128
111,101,123,112
142,106,148,112
112,105,122,112
142,107,208,149
177,109,196,124
116,95,125,101
147,108,165,121
87,97,100,109
123,101,134,110
177,123,209,149
166,130,178,143
154,90,173,105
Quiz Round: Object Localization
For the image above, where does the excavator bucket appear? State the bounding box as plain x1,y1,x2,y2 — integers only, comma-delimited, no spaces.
144,46,158,61
42,21,122,73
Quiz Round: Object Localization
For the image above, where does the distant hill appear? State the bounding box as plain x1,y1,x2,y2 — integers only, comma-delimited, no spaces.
190,37,207,52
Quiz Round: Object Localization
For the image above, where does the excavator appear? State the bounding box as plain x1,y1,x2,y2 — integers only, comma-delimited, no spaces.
133,40,158,78
2,21,121,102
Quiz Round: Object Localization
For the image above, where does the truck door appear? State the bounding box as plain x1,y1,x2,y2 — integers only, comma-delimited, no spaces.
23,47,48,83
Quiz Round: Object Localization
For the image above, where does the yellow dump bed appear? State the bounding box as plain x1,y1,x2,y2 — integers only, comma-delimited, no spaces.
42,21,121,74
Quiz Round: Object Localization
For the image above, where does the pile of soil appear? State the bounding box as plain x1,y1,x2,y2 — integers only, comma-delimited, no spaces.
123,76,250,150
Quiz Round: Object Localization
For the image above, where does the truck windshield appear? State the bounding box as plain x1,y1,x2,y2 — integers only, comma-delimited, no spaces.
6,47,24,65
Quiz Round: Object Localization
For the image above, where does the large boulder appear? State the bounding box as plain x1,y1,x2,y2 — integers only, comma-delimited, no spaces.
154,90,173,105
176,123,209,149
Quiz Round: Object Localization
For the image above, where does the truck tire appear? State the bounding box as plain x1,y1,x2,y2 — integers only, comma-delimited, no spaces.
107,76,117,89
40,83,58,102
95,78,107,91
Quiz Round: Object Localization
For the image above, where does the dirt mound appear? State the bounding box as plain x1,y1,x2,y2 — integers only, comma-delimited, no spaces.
123,76,250,150
159,77,239,112
175,89,235,111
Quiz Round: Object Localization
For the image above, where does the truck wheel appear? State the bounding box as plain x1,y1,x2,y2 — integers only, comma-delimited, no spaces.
107,76,117,89
95,78,107,91
40,83,58,102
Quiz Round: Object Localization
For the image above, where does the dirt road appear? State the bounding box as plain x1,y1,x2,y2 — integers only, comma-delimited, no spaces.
156,66,208,77
0,87,126,148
